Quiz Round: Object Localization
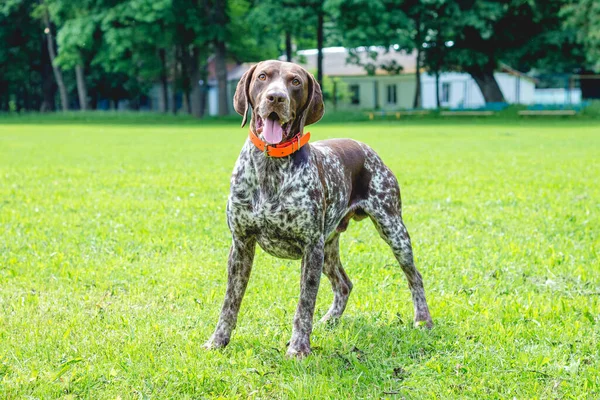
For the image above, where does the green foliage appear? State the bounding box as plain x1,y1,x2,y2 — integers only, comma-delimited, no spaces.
0,0,598,111
1,119,599,397
331,0,412,49
429,0,588,74
321,75,351,104
227,0,280,61
54,15,97,68
0,0,49,111
561,0,600,71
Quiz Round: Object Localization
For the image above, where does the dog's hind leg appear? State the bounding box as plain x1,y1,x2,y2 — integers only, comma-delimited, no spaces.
366,206,433,328
320,235,353,323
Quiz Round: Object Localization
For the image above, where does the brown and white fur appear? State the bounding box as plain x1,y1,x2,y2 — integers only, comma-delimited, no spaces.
204,60,432,358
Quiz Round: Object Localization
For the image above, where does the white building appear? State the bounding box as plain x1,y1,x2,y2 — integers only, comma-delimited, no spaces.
420,70,536,109
205,47,537,115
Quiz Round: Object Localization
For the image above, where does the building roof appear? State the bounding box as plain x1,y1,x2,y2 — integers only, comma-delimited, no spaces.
290,47,417,76
208,46,533,83
498,63,538,83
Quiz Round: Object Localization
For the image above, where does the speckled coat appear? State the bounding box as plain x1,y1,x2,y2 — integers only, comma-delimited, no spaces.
204,60,432,357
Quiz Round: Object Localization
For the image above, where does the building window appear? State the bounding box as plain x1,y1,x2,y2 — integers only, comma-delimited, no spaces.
387,84,397,104
441,82,451,104
349,85,360,105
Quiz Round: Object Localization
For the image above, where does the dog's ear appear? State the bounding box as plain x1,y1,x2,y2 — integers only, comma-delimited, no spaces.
233,64,257,128
298,71,324,133
304,72,324,126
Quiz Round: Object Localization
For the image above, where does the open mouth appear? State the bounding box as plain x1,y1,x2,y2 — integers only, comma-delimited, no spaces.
256,112,291,144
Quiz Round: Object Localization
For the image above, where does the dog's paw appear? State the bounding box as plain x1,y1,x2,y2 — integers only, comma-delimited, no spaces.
285,345,311,359
286,335,312,358
414,318,433,329
203,337,229,350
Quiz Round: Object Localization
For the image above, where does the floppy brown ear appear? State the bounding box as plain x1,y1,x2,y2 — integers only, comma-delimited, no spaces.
297,71,324,134
305,73,324,126
233,64,257,127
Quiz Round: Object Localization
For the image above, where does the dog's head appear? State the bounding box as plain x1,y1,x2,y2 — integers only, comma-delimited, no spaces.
233,60,324,145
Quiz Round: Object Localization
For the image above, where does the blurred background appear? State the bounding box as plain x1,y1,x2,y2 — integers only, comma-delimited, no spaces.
0,0,598,116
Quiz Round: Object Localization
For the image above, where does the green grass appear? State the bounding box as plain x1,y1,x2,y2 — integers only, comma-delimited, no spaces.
1,118,599,398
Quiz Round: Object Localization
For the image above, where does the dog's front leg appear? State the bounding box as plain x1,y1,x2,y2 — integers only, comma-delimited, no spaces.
287,237,325,358
204,236,256,349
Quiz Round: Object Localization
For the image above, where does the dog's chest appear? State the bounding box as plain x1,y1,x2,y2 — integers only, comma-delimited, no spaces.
227,147,324,258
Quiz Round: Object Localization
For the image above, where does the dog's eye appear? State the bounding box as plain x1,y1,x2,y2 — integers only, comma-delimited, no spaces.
258,73,267,81
292,78,301,86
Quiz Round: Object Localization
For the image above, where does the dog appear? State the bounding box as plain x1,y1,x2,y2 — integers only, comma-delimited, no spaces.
204,60,432,357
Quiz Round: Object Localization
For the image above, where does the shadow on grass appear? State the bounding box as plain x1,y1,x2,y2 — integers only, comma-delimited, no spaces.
200,314,458,398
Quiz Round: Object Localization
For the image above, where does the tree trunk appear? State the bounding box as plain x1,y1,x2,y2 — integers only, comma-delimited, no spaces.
159,48,169,112
0,81,8,111
183,91,191,114
469,68,505,103
190,67,203,118
171,47,178,114
189,47,205,118
42,9,69,111
26,70,34,111
180,45,192,114
199,66,209,118
90,89,98,110
412,11,422,109
215,40,228,116
17,85,26,112
40,34,56,112
171,84,177,114
316,8,324,87
413,46,422,109
435,70,440,108
75,64,88,111
285,31,292,62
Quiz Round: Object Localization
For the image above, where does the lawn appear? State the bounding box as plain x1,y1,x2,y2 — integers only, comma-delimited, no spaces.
1,118,599,399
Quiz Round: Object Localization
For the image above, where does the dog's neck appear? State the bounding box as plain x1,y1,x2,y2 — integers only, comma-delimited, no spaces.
245,128,310,198
247,142,291,197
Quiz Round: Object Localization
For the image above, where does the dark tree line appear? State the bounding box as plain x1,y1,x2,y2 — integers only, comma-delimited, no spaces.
0,0,596,114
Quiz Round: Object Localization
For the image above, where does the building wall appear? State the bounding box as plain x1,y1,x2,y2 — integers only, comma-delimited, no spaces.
495,73,535,105
534,88,582,104
334,75,417,110
421,72,535,109
205,71,538,114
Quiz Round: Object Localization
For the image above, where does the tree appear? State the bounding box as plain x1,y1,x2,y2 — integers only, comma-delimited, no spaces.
427,0,585,102
419,0,454,108
250,0,336,87
205,0,280,116
248,0,308,62
562,0,600,71
97,0,175,111
331,0,417,104
35,0,70,110
333,0,587,105
1,1,33,110
55,10,97,110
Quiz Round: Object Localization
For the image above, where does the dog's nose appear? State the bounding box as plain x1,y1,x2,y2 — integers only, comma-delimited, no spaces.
266,91,288,103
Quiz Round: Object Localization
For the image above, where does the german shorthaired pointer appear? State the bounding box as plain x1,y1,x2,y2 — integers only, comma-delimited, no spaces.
204,60,432,357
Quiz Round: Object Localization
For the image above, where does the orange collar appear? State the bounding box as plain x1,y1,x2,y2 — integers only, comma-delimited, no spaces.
248,129,311,157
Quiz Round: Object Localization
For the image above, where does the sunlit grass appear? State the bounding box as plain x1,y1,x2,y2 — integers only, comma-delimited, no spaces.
1,119,599,398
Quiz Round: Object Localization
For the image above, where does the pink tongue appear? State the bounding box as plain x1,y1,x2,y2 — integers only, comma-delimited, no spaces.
263,118,283,144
